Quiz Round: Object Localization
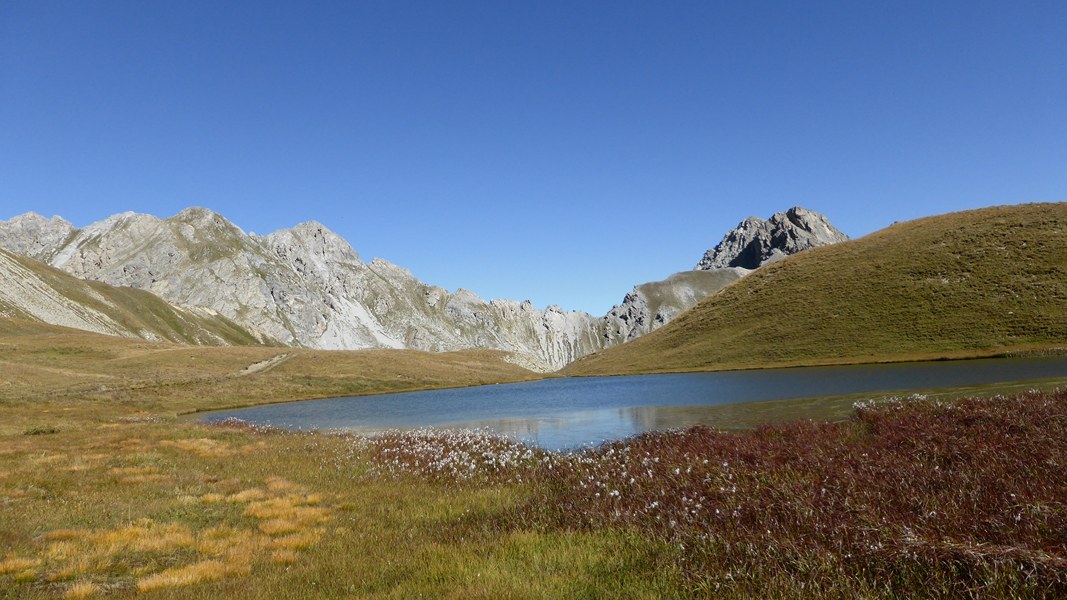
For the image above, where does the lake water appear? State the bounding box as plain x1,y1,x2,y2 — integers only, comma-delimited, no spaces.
200,356,1067,450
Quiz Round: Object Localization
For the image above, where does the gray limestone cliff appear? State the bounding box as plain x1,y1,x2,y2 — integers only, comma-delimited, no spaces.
695,207,848,270
0,208,602,371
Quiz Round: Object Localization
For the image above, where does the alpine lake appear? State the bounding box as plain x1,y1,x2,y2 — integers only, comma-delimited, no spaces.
200,356,1067,451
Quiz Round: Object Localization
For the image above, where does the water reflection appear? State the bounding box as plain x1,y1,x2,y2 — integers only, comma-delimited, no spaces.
202,356,1067,450
435,403,831,451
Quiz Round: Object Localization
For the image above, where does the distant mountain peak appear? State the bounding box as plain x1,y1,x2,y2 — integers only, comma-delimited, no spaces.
0,212,76,262
695,206,847,270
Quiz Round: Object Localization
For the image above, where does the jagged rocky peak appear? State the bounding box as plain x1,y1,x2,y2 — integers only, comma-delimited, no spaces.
695,206,848,270
0,212,76,261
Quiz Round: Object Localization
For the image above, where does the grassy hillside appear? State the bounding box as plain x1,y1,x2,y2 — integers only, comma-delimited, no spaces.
567,203,1067,375
0,320,539,435
633,269,743,314
0,249,265,346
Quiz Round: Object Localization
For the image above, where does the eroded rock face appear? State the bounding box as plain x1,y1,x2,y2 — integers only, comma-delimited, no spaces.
0,208,604,371
0,212,75,262
695,207,848,270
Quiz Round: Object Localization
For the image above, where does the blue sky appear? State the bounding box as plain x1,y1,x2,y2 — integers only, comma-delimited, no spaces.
2,1,1065,314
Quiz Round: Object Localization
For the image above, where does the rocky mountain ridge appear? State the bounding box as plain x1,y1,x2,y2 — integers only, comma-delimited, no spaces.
0,209,603,371
0,247,264,345
0,206,846,370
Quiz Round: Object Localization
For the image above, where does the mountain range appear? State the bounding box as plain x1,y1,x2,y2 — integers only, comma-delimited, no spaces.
0,206,846,370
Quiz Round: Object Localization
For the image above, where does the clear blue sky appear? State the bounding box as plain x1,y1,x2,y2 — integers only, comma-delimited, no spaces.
2,1,1065,314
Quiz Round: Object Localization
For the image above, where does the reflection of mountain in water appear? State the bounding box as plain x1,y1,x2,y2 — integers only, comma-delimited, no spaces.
462,402,864,450
444,406,744,450
626,405,730,432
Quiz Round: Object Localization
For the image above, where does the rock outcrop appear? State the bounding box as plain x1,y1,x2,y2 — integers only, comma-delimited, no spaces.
0,212,75,262
695,207,848,270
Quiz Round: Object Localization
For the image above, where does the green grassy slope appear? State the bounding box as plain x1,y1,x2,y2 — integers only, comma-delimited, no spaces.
0,249,266,346
566,203,1067,375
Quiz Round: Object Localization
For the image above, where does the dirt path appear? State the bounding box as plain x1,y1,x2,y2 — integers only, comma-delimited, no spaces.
237,353,292,376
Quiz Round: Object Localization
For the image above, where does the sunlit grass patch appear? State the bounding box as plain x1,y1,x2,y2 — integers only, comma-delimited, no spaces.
0,556,40,574
226,488,266,503
136,559,243,591
3,478,338,591
268,529,324,550
245,493,333,536
195,526,270,561
62,580,100,599
160,437,235,458
94,520,196,554
34,519,199,581
265,476,303,492
107,465,168,484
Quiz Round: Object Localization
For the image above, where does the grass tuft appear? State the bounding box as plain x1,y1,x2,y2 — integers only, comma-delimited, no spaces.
23,425,60,436
63,581,100,599
136,560,239,591
0,557,40,574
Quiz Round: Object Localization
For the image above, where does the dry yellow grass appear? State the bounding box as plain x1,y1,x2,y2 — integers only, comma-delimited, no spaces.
136,560,242,591
226,488,267,503
0,475,340,593
63,582,97,598
0,556,40,574
238,485,334,537
62,581,100,599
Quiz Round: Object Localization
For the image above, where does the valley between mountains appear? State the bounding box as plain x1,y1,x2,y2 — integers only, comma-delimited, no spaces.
0,206,845,371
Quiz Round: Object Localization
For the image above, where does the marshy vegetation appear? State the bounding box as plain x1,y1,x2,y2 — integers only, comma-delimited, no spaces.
364,390,1067,597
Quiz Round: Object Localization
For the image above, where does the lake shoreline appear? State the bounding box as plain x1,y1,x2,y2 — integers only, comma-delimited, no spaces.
180,344,1067,418
199,355,1067,450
